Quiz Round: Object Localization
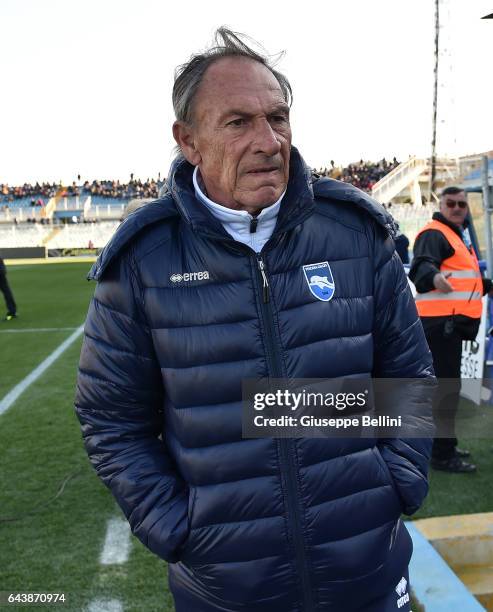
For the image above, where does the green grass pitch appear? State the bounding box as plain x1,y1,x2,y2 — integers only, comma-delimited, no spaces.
0,261,492,611
0,263,173,611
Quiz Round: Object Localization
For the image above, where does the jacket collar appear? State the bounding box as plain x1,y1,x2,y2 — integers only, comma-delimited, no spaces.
88,197,179,280
432,211,467,237
311,176,398,238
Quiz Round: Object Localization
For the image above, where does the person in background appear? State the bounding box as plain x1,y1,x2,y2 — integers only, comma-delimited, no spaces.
394,222,410,264
410,186,492,473
0,257,17,321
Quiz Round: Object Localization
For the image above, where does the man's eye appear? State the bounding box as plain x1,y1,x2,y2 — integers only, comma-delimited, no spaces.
271,115,288,123
227,118,246,127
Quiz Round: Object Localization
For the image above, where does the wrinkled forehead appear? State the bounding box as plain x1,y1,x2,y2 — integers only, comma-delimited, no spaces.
193,57,285,119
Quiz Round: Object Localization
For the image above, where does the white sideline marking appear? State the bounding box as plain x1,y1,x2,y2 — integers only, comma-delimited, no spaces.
100,517,131,565
87,518,130,612
87,600,123,612
0,325,84,416
0,327,78,333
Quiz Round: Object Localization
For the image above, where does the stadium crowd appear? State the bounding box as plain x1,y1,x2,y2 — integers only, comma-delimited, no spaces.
80,177,159,199
315,157,399,193
1,177,160,203
1,182,58,203
1,158,399,205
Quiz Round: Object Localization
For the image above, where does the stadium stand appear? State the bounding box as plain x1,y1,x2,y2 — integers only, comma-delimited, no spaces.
47,222,119,249
1,182,57,201
82,178,159,200
0,221,119,249
384,202,437,245
462,157,493,182
1,198,49,211
0,224,48,248
315,158,400,192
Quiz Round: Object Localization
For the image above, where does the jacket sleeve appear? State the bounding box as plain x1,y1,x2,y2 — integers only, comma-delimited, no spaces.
74,248,188,561
409,229,454,293
371,227,435,515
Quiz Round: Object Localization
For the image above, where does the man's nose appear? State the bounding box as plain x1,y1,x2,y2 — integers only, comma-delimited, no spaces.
252,119,282,156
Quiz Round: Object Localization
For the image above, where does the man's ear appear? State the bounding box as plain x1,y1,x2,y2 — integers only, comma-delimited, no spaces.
172,121,202,166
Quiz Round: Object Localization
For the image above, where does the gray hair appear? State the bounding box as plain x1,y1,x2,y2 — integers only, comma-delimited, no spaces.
172,27,292,124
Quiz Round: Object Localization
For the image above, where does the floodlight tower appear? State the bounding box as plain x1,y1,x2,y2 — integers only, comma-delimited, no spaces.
429,0,439,198
430,0,456,199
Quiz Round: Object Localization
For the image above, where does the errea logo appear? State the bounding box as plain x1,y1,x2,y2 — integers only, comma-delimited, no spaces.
395,577,407,597
395,576,409,608
170,270,210,283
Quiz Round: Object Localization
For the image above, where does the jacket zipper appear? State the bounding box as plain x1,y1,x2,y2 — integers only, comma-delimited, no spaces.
254,253,315,611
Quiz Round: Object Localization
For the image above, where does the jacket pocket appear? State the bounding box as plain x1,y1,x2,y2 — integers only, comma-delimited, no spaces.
187,486,197,526
372,446,403,512
321,518,413,609
177,486,197,562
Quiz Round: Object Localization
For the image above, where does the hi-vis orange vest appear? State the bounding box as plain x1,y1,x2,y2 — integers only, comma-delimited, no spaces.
415,220,482,318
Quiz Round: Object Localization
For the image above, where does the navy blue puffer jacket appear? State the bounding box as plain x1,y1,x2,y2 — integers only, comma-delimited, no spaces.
75,148,433,611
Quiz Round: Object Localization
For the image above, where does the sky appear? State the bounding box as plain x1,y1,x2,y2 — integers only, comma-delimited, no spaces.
1,0,492,185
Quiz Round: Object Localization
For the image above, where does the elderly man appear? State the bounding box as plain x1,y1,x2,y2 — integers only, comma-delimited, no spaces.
410,186,491,473
75,28,433,612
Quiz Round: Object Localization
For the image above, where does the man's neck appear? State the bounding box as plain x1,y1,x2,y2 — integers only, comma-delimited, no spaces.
194,167,277,216
192,166,283,253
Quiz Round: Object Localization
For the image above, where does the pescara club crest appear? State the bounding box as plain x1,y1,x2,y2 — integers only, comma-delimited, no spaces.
303,261,335,302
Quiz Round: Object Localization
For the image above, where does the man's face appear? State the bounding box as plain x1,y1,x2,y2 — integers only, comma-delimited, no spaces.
174,57,292,213
439,191,468,227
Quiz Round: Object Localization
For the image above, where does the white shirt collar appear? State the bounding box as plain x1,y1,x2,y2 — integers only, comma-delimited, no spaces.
192,166,283,253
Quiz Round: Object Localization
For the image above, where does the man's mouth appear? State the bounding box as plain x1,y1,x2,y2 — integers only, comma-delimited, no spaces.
248,167,279,174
